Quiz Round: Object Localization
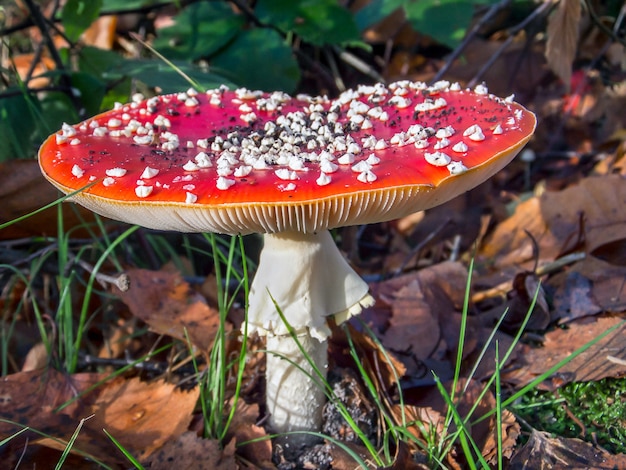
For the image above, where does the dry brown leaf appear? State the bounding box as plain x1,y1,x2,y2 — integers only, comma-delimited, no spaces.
546,0,581,89
375,261,467,359
329,323,406,396
0,160,98,239
0,369,103,436
89,377,200,460
551,271,603,323
482,175,626,269
224,399,273,467
116,269,223,350
509,429,626,469
0,369,114,466
143,432,238,470
503,315,626,389
481,409,520,464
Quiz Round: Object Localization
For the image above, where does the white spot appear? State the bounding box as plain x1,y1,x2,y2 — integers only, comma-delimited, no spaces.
234,165,252,177
71,165,84,178
493,124,504,135
434,138,450,150
414,139,429,149
183,160,200,171
93,127,108,137
316,172,331,186
366,154,380,165
464,125,485,141
195,152,212,168
217,167,233,177
436,126,455,138
430,80,450,92
351,161,371,173
414,98,447,112
320,159,338,173
241,112,257,123
135,185,153,198
61,123,76,137
474,83,489,95
102,177,115,186
357,171,377,183
505,94,515,103
425,151,452,166
107,118,122,128
153,115,171,128
275,169,298,180
388,96,411,108
141,166,159,179
450,82,462,91
185,192,198,204
69,138,81,145
184,97,199,107
374,139,388,150
288,157,307,171
197,139,209,149
447,161,468,175
216,177,236,190
106,167,127,177
337,153,356,165
133,135,153,145
278,183,296,191
452,141,469,153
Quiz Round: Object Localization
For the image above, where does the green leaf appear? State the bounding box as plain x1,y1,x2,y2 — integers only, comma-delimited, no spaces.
101,0,161,12
256,0,360,46
103,59,235,93
0,92,40,160
70,72,106,116
210,28,300,93
404,0,491,49
152,2,245,61
77,46,124,78
61,0,103,43
353,0,404,31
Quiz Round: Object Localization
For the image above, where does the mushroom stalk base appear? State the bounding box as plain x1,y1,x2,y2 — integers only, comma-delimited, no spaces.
247,230,374,452
266,333,327,453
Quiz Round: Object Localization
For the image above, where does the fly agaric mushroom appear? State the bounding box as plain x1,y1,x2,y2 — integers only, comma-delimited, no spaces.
38,81,536,451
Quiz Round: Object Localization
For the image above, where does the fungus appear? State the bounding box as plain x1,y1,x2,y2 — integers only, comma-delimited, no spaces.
38,81,536,454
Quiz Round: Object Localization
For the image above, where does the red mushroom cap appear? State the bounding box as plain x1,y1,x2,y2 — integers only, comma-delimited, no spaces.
38,81,536,234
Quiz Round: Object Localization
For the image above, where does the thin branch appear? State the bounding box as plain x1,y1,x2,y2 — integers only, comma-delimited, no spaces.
434,0,512,82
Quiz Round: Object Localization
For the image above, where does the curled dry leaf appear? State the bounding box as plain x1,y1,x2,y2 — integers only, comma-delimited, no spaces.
545,0,581,90
0,369,112,465
143,432,237,470
0,160,97,239
482,175,626,269
90,377,200,460
509,429,626,469
503,315,626,390
224,398,273,468
115,268,223,350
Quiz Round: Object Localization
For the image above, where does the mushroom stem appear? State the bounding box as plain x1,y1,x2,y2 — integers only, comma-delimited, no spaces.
247,230,374,447
265,333,327,451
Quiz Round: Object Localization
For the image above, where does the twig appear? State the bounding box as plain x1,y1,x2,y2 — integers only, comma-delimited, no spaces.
392,217,452,277
333,45,385,83
69,255,130,292
468,0,552,88
433,0,512,82
471,251,586,303
21,0,83,115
